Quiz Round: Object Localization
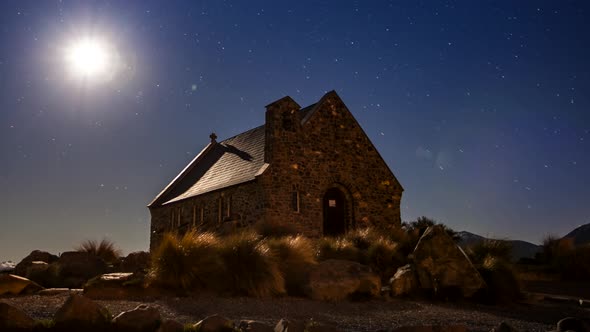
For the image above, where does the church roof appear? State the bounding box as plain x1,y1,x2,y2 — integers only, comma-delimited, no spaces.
150,125,267,206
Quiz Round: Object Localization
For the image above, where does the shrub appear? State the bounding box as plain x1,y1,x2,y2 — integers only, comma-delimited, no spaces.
468,239,513,264
316,237,362,262
150,231,226,291
476,255,522,304
344,227,381,250
218,231,285,297
76,238,122,264
267,235,317,295
366,237,405,280
406,216,460,242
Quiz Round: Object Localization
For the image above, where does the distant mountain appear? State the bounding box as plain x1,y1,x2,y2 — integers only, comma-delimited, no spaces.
457,231,541,261
562,222,590,245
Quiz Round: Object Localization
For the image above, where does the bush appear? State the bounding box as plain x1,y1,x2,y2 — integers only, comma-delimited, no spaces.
76,238,122,264
267,236,317,296
344,228,381,250
218,231,285,297
468,239,513,264
150,231,226,291
316,237,362,262
476,255,522,304
366,237,405,281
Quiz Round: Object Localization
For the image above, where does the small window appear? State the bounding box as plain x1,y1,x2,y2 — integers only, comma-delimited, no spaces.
192,205,197,228
292,191,300,212
282,117,294,131
226,196,232,217
200,206,204,223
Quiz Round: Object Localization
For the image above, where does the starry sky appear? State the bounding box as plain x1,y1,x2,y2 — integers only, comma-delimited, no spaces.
1,1,589,261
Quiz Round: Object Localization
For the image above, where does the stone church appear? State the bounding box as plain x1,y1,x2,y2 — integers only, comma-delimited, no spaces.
148,91,403,250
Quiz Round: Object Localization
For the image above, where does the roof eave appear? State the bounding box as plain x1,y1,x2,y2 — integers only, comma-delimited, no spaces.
147,141,217,208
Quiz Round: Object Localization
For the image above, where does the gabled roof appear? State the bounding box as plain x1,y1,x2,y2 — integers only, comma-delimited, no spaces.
149,125,266,206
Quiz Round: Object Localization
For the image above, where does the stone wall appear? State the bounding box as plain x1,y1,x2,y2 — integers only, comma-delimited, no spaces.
260,91,403,236
149,181,264,250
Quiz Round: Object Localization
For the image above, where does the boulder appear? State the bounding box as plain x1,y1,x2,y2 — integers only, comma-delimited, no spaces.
54,251,108,288
413,226,486,298
306,259,381,301
192,314,235,332
84,272,149,299
112,304,161,332
0,274,43,295
556,317,590,332
0,302,36,330
157,319,184,332
274,318,305,332
239,320,274,332
118,251,151,273
24,261,56,287
38,288,73,296
53,294,111,330
14,250,58,277
390,264,419,297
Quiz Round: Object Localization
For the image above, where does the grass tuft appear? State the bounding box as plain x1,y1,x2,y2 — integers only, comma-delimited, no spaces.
76,238,122,264
218,231,285,297
267,235,317,295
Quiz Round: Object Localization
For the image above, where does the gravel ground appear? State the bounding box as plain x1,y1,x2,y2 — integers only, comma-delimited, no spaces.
2,293,588,332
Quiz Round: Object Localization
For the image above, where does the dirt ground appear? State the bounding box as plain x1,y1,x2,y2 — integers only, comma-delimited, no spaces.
2,292,589,332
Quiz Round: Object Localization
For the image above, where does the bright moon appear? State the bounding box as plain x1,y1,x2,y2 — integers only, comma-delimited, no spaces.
65,38,113,78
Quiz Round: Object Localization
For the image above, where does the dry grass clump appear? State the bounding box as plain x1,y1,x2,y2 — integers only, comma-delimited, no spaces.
316,237,362,262
76,238,122,264
218,231,285,297
539,236,590,280
151,230,285,297
267,235,317,295
315,228,406,281
476,255,522,304
468,239,513,263
467,238,521,304
150,231,225,290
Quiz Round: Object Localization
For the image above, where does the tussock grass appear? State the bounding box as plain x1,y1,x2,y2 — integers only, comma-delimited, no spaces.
150,231,226,290
76,238,122,264
267,235,317,295
316,237,362,262
468,239,513,263
476,255,522,304
218,231,285,297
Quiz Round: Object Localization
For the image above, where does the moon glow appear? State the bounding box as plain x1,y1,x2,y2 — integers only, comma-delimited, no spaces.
65,38,114,79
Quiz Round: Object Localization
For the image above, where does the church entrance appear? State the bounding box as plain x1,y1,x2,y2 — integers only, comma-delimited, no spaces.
323,187,348,236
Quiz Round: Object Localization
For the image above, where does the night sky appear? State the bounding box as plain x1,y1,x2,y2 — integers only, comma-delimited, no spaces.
1,1,589,261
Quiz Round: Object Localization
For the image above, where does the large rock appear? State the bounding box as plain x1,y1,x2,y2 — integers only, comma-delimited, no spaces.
54,294,111,330
239,320,274,332
118,251,151,273
0,274,43,295
14,250,58,277
390,264,419,297
192,314,235,332
84,272,149,299
306,259,381,301
556,317,590,332
412,226,486,298
274,318,305,332
54,251,108,288
112,304,161,332
0,302,36,330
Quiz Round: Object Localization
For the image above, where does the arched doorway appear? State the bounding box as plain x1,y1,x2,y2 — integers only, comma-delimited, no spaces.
323,187,348,236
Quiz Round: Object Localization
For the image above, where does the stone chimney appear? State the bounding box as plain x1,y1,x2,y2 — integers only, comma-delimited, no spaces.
264,96,301,163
